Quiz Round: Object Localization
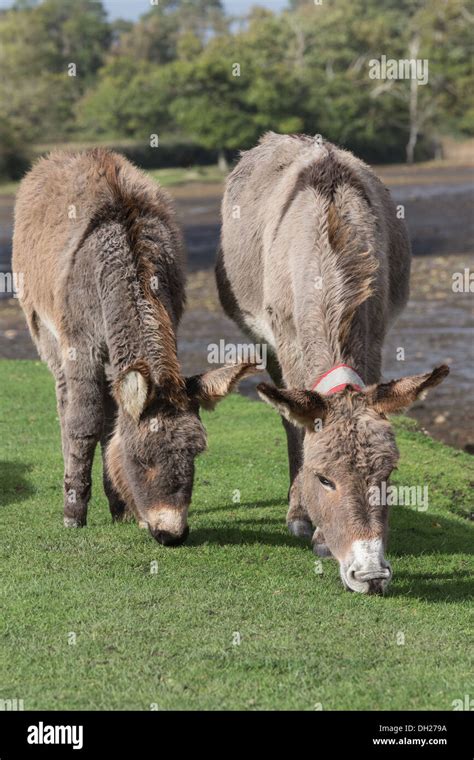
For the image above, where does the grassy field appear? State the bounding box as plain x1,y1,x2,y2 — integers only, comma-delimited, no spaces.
2,152,472,197
0,165,225,197
0,359,473,710
147,165,225,187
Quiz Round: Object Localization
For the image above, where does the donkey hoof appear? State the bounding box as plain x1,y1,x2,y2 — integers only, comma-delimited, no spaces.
312,542,332,558
288,519,313,539
63,516,84,528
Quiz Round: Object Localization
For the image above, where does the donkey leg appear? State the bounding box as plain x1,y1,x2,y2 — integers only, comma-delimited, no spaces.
55,371,70,465
282,420,313,539
312,527,333,557
62,364,103,528
266,353,312,538
100,385,128,523
36,324,71,473
40,328,70,465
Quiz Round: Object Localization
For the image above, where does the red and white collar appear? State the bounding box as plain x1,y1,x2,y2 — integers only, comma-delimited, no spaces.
311,363,365,395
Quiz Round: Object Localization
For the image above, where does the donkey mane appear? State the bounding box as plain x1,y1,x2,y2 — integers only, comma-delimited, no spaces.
71,148,186,403
280,141,379,362
322,195,379,355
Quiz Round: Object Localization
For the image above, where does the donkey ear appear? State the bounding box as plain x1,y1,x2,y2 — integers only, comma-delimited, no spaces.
115,362,152,422
186,362,263,410
257,383,328,430
366,365,449,415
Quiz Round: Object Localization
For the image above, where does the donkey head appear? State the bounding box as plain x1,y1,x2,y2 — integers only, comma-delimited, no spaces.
258,365,449,595
107,361,259,546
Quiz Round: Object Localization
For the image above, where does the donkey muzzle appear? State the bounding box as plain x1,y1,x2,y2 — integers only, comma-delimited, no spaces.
149,525,189,547
146,505,189,547
341,539,392,595
343,565,392,595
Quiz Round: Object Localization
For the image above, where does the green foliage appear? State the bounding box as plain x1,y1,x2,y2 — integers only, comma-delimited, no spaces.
0,0,472,176
170,14,309,152
0,360,473,709
0,116,31,181
112,0,225,64
169,40,259,152
0,0,110,142
77,59,175,138
35,0,110,82
285,0,473,160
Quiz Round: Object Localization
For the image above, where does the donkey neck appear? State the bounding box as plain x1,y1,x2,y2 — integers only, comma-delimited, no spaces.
305,302,383,389
96,221,185,396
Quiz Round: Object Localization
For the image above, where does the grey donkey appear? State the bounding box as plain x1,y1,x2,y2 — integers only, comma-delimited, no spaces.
216,132,449,593
13,148,258,545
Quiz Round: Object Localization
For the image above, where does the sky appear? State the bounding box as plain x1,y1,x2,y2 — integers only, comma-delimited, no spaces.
0,1,290,20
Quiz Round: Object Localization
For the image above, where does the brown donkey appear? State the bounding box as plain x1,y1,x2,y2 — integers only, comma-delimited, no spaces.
13,149,257,545
217,132,449,593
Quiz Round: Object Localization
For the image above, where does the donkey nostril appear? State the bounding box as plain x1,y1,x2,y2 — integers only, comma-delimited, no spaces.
367,579,386,595
151,526,189,547
347,567,358,584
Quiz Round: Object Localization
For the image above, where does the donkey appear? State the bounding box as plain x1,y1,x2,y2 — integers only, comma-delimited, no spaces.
216,132,449,594
13,148,257,545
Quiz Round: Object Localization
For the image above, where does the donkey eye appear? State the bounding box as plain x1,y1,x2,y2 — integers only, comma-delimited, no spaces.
317,474,336,490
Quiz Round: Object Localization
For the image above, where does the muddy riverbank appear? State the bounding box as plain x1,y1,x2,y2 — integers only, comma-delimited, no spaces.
1,162,473,452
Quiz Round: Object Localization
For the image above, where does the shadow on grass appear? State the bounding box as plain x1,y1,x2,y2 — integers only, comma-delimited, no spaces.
388,507,474,601
196,500,473,551
389,574,474,603
0,461,34,506
390,505,473,556
189,502,473,601
191,497,302,548
187,525,304,550
195,499,284,515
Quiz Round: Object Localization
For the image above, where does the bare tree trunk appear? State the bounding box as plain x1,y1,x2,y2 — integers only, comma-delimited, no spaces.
406,34,420,164
285,14,305,68
217,148,228,173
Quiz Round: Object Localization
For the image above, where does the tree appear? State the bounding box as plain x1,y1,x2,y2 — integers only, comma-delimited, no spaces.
0,0,111,141
1,0,472,172
0,115,31,181
284,0,473,162
170,13,309,165
366,0,474,161
77,59,175,139
169,40,256,168
282,0,410,160
36,0,111,84
113,0,226,64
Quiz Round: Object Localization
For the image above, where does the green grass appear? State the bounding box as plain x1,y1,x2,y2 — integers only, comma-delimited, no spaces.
0,359,473,710
147,165,225,187
0,180,21,196
0,165,225,197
